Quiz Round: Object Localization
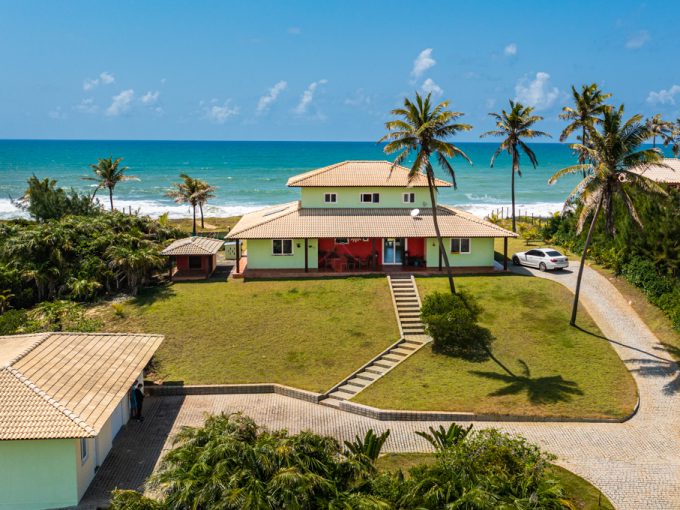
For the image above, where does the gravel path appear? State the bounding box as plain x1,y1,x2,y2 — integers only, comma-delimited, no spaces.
80,264,680,510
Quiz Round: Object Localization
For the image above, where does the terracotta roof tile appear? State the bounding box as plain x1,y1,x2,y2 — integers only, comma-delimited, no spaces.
161,236,224,256
630,158,680,184
228,201,516,239
286,161,452,188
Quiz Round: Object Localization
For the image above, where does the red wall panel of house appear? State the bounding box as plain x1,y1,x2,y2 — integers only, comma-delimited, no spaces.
407,238,425,258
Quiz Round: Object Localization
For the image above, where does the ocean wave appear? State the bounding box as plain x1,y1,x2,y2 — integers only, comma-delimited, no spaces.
454,202,565,218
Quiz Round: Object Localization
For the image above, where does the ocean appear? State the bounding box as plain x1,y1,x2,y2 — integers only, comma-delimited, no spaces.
0,140,671,220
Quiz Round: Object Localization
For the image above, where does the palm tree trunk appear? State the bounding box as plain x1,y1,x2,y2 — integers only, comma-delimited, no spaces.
570,194,604,326
192,205,197,236
427,173,455,294
653,135,657,149
199,202,205,228
108,187,114,211
511,150,518,233
581,125,587,178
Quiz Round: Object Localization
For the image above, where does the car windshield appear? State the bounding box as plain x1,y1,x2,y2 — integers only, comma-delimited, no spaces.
546,250,562,257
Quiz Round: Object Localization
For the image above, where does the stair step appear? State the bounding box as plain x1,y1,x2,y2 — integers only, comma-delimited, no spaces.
401,341,423,349
346,377,370,388
400,318,422,323
355,371,381,381
327,391,349,401
337,384,360,395
391,347,413,356
365,365,388,375
320,397,344,408
382,354,404,363
374,359,397,369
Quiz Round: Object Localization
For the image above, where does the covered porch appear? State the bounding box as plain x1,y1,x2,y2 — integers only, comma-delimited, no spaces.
317,237,427,272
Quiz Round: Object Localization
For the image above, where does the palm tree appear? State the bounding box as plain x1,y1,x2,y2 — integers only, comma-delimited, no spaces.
481,101,550,232
165,174,202,235
194,179,216,229
380,92,472,295
559,83,611,177
669,118,680,158
84,156,138,211
646,114,674,148
549,105,665,325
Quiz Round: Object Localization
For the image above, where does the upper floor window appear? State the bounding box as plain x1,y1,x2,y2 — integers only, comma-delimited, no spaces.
324,193,337,203
272,239,293,255
360,193,380,203
450,238,471,254
403,192,415,203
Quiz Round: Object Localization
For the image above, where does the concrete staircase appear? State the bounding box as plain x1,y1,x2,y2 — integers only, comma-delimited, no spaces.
320,275,430,408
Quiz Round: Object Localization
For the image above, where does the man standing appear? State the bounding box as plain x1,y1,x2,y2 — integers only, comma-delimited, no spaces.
134,383,145,421
129,383,138,420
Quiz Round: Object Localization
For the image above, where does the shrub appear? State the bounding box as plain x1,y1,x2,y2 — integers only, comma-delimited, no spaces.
0,309,33,335
29,300,101,332
111,302,127,318
420,291,492,357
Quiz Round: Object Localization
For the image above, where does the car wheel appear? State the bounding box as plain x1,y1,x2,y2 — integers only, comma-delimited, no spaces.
539,262,547,271
512,256,520,265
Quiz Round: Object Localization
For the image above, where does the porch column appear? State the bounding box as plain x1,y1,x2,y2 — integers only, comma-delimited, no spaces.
371,238,377,270
503,237,508,271
304,238,309,272
438,243,442,271
235,239,241,273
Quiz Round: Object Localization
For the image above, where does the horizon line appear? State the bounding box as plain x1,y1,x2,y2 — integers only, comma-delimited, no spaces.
0,138,572,144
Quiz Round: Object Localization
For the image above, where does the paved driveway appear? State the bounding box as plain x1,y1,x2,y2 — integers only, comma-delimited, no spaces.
79,264,680,510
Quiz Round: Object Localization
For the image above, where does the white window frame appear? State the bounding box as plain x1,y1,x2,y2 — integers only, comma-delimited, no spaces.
360,193,380,203
403,192,415,203
450,238,471,254
272,239,294,256
80,438,88,463
335,238,349,245
324,193,337,203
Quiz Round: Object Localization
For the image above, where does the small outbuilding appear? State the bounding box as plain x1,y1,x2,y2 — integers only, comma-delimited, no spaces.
0,332,163,510
161,236,225,280
631,158,680,188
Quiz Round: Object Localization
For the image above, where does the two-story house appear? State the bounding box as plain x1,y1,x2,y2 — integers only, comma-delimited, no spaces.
227,160,515,276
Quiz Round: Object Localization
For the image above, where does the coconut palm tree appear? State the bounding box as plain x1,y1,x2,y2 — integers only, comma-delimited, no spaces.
668,118,680,158
380,92,472,295
194,179,216,229
84,156,138,211
549,105,665,325
165,174,202,236
481,101,550,232
646,114,674,148
559,83,611,177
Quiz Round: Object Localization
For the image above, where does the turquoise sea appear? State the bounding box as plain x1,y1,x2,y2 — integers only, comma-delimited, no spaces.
0,140,672,220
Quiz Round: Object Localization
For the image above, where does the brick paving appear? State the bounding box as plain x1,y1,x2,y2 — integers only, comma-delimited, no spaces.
79,264,680,510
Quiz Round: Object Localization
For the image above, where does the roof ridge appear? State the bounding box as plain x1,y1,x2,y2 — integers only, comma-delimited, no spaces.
287,161,348,185
228,201,301,237
4,365,96,436
1,333,50,368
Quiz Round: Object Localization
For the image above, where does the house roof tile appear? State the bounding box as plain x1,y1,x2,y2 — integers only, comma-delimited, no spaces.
630,158,680,184
161,236,224,256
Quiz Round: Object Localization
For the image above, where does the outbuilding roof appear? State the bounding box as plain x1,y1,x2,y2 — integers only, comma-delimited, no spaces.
286,160,453,188
630,158,680,185
228,201,516,239
0,332,163,440
161,236,225,256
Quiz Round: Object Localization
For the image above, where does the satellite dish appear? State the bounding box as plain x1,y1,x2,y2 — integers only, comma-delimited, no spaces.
410,208,420,218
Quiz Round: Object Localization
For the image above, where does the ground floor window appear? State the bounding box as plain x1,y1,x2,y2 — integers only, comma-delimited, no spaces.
272,239,293,255
80,438,88,462
450,238,471,254
335,237,349,244
188,256,202,269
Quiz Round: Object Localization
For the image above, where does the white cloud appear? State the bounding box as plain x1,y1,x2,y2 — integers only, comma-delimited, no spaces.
48,107,66,120
626,30,650,49
344,89,371,107
295,79,328,114
411,48,436,79
421,78,443,97
83,71,115,91
287,27,301,35
647,84,680,105
514,72,559,110
256,80,287,115
76,98,98,114
504,43,517,56
203,100,239,123
106,89,135,116
140,90,160,105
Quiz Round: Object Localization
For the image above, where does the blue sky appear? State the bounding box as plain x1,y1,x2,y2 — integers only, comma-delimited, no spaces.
1,0,678,141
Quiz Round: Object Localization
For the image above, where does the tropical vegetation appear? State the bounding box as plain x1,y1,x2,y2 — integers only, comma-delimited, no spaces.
549,105,665,325
380,91,472,294
481,100,550,232
109,413,579,509
84,156,138,211
12,175,102,221
166,173,215,235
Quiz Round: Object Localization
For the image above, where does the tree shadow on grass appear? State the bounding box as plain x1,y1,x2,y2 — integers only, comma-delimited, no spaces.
574,324,673,362
131,283,176,307
470,360,584,405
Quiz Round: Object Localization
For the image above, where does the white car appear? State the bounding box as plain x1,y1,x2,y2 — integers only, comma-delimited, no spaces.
512,248,569,271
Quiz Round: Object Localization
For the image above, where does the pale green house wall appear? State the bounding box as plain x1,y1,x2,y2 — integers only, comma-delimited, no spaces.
425,237,495,267
300,187,432,208
0,439,78,510
247,238,318,269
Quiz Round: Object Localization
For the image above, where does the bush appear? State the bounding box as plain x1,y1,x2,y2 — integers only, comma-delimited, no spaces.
420,291,492,357
0,309,32,335
29,300,101,332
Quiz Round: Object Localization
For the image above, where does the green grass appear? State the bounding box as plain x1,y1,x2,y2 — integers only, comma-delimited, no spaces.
169,215,242,234
376,453,614,510
354,275,637,419
97,277,398,392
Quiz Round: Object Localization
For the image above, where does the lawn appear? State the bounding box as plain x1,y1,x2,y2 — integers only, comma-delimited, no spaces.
376,453,614,510
495,235,680,363
354,274,637,419
169,215,242,234
97,277,398,392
